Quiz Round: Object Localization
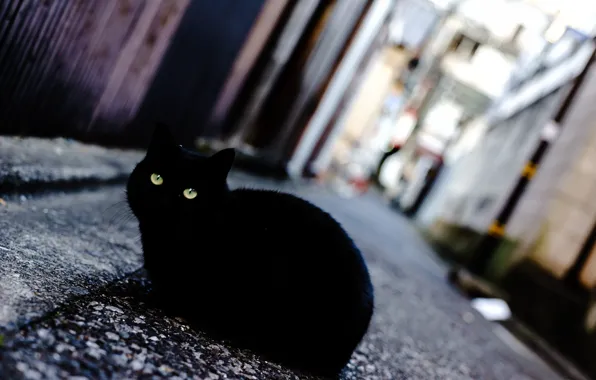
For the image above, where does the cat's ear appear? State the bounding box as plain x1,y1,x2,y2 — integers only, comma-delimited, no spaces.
209,148,235,176
147,122,177,156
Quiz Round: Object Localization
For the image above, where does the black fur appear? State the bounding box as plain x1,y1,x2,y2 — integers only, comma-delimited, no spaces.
126,123,374,377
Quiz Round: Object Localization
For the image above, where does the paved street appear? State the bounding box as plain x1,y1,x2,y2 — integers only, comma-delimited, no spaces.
0,175,562,379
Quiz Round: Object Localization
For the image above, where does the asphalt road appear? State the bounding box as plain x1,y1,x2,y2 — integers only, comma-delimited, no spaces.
0,177,562,379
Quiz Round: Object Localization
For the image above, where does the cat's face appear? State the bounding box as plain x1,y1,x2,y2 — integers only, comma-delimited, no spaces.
126,124,235,223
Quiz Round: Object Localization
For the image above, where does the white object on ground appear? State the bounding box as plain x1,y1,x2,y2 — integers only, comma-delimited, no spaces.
470,298,512,321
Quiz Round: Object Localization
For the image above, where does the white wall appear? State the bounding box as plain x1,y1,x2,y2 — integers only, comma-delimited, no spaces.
389,0,439,49
427,90,564,232
442,46,515,99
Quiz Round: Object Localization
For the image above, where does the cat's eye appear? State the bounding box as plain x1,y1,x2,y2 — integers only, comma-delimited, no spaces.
150,173,164,185
183,188,197,200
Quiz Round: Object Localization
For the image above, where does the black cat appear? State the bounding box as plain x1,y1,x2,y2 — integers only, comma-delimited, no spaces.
126,124,374,377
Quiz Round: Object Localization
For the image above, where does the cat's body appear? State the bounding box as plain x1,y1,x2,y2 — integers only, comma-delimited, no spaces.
127,124,374,377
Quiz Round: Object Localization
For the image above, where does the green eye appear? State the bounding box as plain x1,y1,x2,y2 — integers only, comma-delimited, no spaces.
150,173,163,185
183,188,197,200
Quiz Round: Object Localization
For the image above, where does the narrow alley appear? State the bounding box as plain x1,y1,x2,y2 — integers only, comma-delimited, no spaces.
2,0,596,378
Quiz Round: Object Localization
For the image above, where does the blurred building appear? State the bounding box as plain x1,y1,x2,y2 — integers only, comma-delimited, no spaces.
0,0,276,146
287,0,448,193
0,0,192,143
388,0,584,212
0,0,375,155
419,0,596,281
0,0,456,176
207,0,396,176
409,0,596,375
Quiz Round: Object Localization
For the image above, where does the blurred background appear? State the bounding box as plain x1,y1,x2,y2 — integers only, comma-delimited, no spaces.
3,0,596,378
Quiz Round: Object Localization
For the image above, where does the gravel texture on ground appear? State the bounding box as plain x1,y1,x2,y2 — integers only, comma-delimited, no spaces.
0,257,560,380
0,187,141,331
0,181,563,379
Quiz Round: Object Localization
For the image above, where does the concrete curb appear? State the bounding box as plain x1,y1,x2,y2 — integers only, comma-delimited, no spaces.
0,136,304,196
0,136,144,195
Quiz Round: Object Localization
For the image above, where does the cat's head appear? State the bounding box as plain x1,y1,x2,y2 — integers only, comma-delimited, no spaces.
126,123,235,222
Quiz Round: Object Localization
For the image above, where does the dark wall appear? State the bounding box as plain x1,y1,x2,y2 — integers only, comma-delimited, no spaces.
131,0,265,147
0,0,149,142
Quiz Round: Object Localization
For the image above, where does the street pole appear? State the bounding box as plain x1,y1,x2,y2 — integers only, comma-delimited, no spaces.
465,39,596,276
563,218,596,288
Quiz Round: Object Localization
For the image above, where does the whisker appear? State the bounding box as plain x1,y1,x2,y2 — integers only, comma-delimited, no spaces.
102,194,137,232
107,211,135,230
102,200,127,214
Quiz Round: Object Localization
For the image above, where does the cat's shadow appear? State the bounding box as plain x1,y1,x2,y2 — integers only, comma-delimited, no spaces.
104,269,339,380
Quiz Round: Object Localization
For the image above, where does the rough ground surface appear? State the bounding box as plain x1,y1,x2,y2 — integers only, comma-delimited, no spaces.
0,137,143,192
0,173,300,331
0,176,563,379
0,187,141,330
